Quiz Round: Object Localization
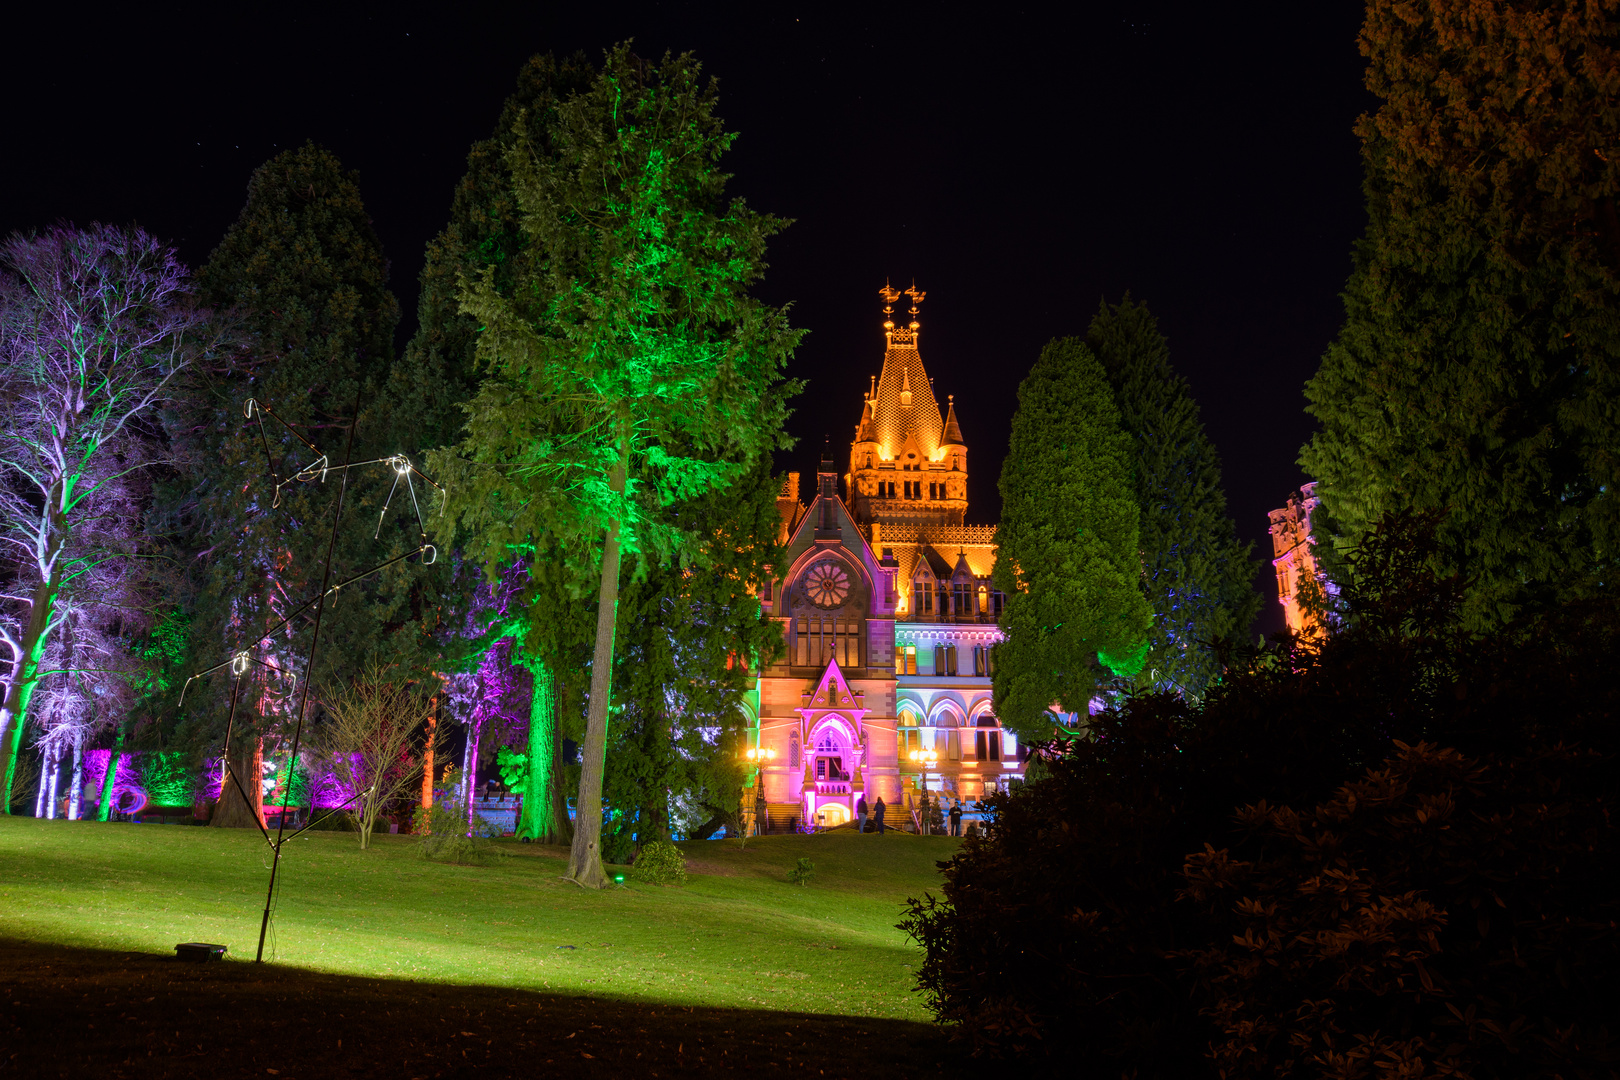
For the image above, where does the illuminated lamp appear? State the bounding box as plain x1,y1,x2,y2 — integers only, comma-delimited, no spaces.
612,873,626,885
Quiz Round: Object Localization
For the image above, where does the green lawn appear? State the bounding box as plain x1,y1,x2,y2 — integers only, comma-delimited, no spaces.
0,817,956,1022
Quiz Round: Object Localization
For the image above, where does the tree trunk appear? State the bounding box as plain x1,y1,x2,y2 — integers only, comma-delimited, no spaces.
96,724,124,822
516,659,557,843
567,500,624,888
420,702,437,813
550,708,574,846
67,731,83,821
212,742,263,829
35,741,55,818
0,566,62,814
463,719,482,828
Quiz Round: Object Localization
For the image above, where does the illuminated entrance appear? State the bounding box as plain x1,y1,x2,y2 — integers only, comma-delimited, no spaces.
818,801,850,827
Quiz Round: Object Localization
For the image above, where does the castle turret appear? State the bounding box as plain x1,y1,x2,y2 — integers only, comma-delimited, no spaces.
848,283,967,529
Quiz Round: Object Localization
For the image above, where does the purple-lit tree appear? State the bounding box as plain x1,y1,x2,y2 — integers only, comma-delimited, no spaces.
0,225,222,812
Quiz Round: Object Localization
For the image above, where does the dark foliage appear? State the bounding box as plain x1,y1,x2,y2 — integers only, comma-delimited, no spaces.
902,515,1620,1076
1302,1,1620,629
1086,295,1260,699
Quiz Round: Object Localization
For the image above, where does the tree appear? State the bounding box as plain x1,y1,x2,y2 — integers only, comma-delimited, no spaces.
0,225,219,812
168,143,445,827
1300,1,1620,630
991,337,1153,739
432,45,800,888
605,458,786,852
403,53,596,839
906,516,1620,1074
1087,296,1259,698
313,666,440,849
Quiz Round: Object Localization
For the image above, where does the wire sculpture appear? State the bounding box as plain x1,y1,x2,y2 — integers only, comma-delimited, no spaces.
178,396,443,963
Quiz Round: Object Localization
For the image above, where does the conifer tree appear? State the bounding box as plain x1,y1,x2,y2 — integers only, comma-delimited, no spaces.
605,459,786,850
404,53,595,843
431,45,800,888
1301,1,1620,629
992,338,1153,739
1088,296,1259,697
170,143,444,827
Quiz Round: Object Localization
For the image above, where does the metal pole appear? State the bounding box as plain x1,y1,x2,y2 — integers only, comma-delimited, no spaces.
256,395,361,963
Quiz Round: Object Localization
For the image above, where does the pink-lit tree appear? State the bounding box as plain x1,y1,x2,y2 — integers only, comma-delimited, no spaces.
0,225,224,812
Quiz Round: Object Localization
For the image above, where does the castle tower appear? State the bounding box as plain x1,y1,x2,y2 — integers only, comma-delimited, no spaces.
847,284,968,527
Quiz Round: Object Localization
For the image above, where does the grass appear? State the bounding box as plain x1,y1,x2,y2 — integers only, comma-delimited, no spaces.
0,816,957,1022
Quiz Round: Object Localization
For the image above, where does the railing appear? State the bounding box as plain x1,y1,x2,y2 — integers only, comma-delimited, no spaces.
816,781,851,795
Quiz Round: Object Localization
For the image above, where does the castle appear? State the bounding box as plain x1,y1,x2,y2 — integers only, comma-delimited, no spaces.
745,286,1023,832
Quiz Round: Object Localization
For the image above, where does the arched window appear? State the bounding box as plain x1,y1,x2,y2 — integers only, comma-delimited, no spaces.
898,709,921,756
789,731,801,770
813,729,849,782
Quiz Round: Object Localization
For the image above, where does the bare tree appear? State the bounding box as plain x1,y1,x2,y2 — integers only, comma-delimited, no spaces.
0,225,221,811
313,666,439,849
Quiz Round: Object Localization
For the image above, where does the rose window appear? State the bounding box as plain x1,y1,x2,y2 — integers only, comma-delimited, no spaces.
804,561,851,608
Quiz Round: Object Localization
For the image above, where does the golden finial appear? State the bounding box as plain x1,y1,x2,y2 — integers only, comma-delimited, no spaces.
879,281,901,316
906,283,926,317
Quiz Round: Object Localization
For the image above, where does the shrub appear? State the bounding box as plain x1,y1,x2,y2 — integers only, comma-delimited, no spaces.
787,857,814,886
901,515,1620,1073
1180,738,1618,1078
631,840,688,886
413,800,500,865
304,808,357,831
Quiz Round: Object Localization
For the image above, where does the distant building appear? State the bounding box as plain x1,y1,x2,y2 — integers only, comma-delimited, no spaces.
747,286,1022,833
1268,482,1328,637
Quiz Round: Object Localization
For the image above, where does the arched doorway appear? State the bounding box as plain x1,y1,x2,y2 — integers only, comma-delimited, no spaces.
817,801,850,828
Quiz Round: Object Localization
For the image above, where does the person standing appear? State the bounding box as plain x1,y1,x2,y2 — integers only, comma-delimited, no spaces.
873,796,886,834
856,794,869,834
949,800,963,837
755,791,768,836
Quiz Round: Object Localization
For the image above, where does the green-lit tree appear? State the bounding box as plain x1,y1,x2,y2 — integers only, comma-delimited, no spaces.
431,45,800,888
167,142,446,828
1087,296,1259,698
1300,1,1620,630
991,337,1153,739
605,459,786,853
404,53,596,842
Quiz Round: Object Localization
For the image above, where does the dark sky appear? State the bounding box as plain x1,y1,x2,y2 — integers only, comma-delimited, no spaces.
1,2,1371,637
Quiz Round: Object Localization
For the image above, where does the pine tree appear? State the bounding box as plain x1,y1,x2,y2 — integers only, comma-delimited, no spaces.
403,53,596,843
430,45,800,887
172,143,445,827
1088,296,1259,698
1301,1,1620,629
606,459,786,851
992,338,1153,739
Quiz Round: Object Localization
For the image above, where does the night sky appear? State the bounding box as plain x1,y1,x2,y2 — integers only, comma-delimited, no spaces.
1,3,1372,636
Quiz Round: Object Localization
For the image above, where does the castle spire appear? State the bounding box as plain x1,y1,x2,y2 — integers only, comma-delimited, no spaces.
942,395,964,446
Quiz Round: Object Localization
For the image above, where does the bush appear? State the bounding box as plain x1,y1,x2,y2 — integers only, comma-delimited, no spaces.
787,857,814,886
413,800,501,865
631,840,687,886
304,808,357,831
901,516,1620,1074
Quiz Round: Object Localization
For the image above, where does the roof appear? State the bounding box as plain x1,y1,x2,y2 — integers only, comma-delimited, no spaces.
870,328,943,461
941,396,964,447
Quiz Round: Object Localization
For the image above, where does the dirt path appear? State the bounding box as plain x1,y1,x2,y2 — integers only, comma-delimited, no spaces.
0,939,958,1078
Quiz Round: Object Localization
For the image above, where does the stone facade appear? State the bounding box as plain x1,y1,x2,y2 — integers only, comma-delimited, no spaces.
1268,481,1327,637
748,287,1022,832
